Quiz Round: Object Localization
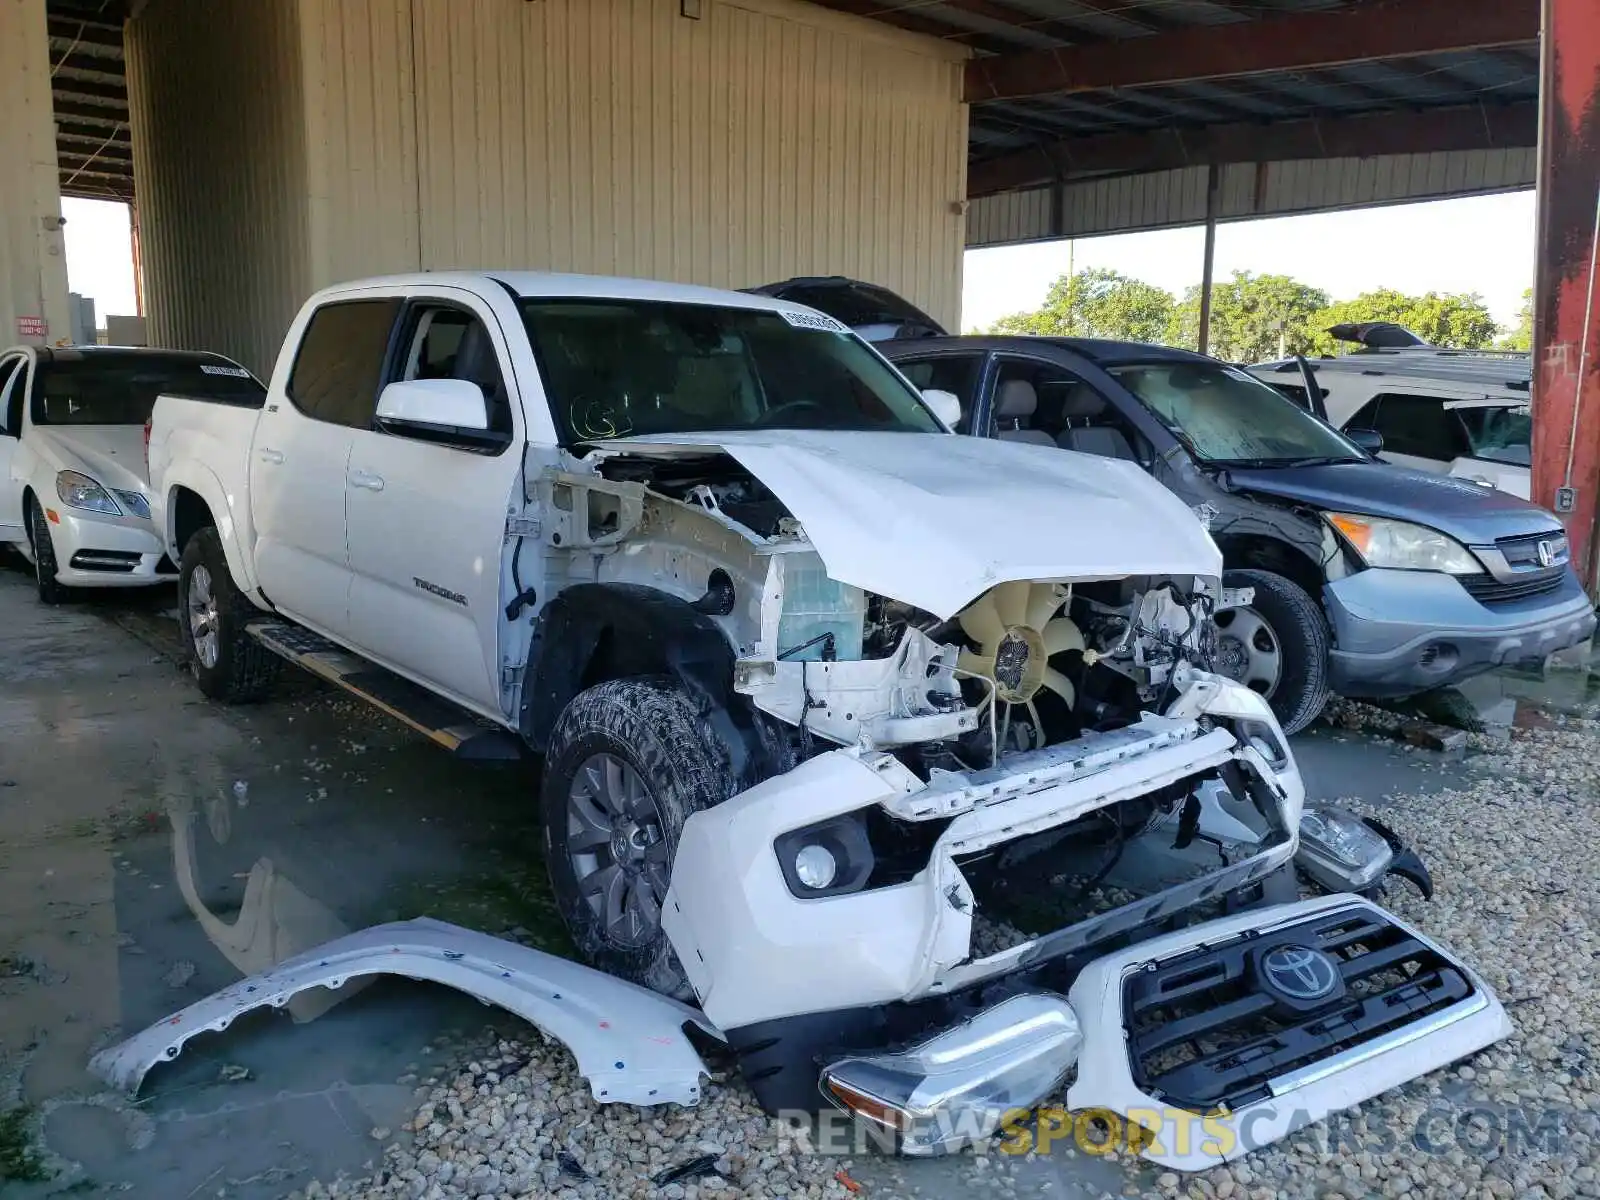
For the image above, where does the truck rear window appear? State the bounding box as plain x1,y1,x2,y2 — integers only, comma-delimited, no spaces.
33,351,264,425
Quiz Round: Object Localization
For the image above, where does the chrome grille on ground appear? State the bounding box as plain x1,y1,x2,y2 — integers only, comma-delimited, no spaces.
1124,906,1475,1113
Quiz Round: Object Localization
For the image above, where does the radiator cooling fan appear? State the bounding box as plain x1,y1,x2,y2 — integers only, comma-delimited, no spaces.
956,580,1084,751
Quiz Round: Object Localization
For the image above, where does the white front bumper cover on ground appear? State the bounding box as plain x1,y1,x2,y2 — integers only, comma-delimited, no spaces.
1065,894,1512,1172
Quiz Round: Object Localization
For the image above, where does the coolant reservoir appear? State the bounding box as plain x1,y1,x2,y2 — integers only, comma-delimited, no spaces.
777,556,866,661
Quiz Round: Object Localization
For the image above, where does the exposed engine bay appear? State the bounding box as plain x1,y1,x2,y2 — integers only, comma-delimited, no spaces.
579,449,1223,779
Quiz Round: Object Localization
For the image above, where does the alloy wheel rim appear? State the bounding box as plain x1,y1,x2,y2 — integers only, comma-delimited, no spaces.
566,752,670,948
188,564,221,669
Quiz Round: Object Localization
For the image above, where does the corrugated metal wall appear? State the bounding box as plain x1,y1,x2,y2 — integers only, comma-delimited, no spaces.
294,0,968,328
0,0,69,348
127,0,312,376
967,148,1537,248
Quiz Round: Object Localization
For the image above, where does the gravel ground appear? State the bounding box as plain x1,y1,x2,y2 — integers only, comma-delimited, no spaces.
295,703,1600,1200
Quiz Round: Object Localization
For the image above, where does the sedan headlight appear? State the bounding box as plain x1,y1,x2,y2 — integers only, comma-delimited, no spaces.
1326,512,1480,574
56,470,122,516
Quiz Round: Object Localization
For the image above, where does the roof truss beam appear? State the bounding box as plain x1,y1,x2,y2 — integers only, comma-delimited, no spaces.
968,99,1537,195
965,0,1539,102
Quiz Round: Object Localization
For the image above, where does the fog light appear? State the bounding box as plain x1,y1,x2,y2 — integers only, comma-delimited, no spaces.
819,993,1081,1155
1297,805,1394,891
1237,718,1288,768
794,844,838,890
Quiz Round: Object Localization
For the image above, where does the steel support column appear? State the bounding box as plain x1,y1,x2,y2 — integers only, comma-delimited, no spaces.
1532,0,1600,588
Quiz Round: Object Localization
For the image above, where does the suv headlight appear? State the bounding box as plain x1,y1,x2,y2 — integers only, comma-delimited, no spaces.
1326,512,1480,574
56,470,122,516
774,813,874,898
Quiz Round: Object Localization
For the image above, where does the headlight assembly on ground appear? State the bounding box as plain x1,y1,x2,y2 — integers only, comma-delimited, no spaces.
1296,804,1394,890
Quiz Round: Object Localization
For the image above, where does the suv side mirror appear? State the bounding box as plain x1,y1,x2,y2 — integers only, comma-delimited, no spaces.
1346,427,1384,456
376,379,489,432
922,388,961,428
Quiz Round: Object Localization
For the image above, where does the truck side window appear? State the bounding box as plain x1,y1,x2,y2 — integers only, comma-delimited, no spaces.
1361,394,1470,460
894,354,981,433
287,299,402,428
395,305,513,437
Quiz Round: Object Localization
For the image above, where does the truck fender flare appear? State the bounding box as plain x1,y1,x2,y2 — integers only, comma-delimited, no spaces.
162,464,257,597
519,582,789,789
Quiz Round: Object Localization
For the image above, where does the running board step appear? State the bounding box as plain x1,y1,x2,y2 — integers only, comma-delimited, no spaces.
245,619,524,761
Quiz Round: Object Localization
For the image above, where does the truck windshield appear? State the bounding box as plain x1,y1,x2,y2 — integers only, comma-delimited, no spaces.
519,298,943,442
1109,361,1365,466
32,351,263,426
1456,403,1531,466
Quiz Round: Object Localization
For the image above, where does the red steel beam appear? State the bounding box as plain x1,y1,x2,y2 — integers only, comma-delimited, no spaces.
968,102,1537,196
965,0,1539,103
1531,0,1600,587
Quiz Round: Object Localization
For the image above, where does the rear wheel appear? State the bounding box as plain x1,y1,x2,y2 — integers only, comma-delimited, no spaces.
1216,568,1330,735
178,527,280,703
26,496,67,606
541,677,739,999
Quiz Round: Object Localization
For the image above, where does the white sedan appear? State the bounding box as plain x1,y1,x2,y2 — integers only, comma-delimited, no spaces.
0,344,262,603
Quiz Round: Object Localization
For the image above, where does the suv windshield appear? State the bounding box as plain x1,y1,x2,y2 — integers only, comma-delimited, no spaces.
521,298,942,442
1457,404,1531,466
1109,361,1364,466
33,351,263,426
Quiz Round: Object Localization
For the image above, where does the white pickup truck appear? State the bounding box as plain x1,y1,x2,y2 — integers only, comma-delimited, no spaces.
143,272,1504,1166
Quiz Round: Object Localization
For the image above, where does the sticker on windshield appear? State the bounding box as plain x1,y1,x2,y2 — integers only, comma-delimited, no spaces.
777,309,850,335
200,364,252,378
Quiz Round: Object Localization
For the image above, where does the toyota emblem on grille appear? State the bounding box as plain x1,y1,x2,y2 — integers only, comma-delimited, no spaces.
1261,946,1341,1002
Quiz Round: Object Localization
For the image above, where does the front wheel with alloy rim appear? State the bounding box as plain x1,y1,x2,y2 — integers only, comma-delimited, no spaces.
1216,567,1330,736
541,677,742,999
27,497,67,605
177,527,280,703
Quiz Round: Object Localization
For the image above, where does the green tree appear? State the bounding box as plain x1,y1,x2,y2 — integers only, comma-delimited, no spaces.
1307,288,1499,354
1168,271,1330,362
990,268,1176,343
1496,287,1533,351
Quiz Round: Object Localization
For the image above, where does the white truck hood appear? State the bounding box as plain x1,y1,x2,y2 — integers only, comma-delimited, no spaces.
33,424,151,492
588,430,1221,618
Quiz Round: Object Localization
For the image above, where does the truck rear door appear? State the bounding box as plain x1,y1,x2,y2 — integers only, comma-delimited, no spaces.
249,297,402,640
0,354,27,541
342,291,522,717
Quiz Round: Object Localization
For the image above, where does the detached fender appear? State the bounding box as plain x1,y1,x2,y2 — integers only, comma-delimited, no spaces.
89,917,718,1106
520,583,789,788
160,462,258,597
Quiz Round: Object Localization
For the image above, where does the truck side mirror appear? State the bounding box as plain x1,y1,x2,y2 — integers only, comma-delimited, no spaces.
375,379,489,433
922,388,961,428
1347,428,1384,456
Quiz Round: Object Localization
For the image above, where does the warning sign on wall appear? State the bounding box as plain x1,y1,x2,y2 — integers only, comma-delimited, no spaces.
16,316,47,339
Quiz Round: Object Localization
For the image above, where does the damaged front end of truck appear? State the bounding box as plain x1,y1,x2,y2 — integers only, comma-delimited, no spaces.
528,429,1508,1165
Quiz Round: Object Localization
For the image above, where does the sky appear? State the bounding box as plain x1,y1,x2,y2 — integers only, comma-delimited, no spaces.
61,188,1536,334
961,190,1536,334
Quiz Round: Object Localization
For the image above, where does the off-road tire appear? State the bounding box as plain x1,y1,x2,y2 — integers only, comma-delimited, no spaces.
27,496,67,606
178,526,280,703
541,677,740,1000
1221,568,1330,736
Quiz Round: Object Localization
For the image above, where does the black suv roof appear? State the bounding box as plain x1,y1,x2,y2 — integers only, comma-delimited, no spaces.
880,334,1218,367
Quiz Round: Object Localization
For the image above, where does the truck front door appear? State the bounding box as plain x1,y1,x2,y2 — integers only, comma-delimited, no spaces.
343,294,523,717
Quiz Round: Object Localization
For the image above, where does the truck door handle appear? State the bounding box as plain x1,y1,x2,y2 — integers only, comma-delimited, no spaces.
258,447,284,464
348,470,385,492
